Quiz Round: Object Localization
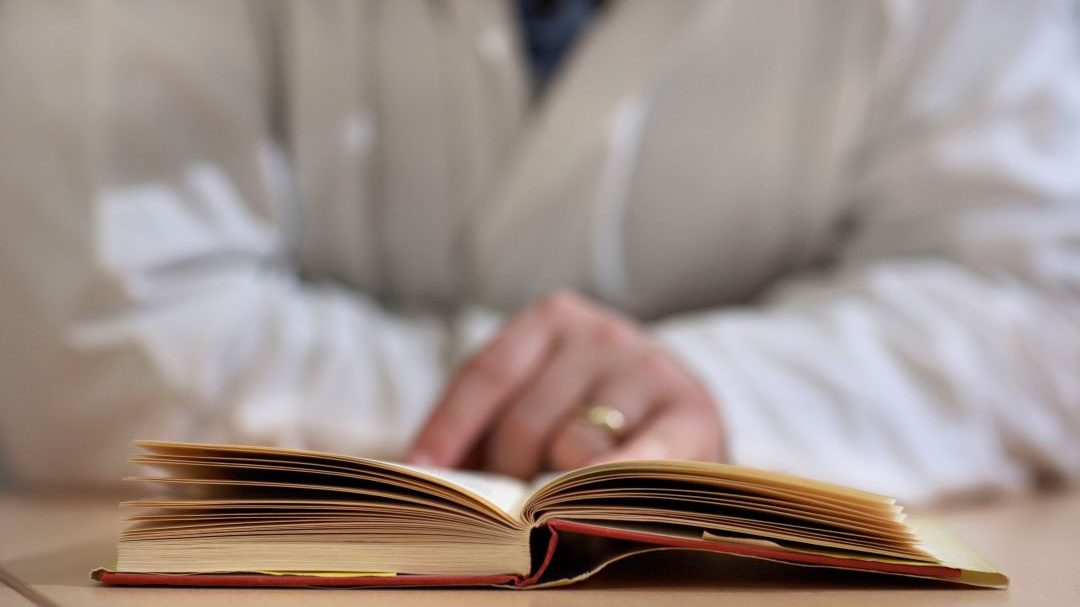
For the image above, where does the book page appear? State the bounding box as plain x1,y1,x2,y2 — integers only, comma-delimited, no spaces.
392,463,528,516
517,459,931,563
903,517,1004,573
524,459,902,515
133,440,531,523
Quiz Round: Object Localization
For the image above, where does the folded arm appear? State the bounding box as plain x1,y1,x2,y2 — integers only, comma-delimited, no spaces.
656,0,1080,502
0,2,466,484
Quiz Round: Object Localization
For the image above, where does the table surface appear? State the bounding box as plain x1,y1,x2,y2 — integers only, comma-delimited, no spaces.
1,489,1078,606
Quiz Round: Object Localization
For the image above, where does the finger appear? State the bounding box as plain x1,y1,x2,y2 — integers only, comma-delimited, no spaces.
546,420,616,472
407,307,555,467
546,374,656,470
485,334,597,478
458,437,488,471
585,406,715,466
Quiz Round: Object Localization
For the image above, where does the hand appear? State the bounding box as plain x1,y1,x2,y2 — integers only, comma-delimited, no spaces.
407,290,726,478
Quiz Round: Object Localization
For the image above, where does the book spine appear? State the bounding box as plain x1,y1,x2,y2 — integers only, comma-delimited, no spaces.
516,523,562,587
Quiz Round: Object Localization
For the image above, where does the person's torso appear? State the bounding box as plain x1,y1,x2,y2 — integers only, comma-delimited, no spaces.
162,0,888,319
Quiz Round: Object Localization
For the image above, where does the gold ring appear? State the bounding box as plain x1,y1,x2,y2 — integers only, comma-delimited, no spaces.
580,404,627,440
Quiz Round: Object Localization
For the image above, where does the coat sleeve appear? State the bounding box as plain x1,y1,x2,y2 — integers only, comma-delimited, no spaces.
653,0,1080,503
0,1,477,484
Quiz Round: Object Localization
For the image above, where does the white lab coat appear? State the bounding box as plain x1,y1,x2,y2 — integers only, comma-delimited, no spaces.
1,0,1079,503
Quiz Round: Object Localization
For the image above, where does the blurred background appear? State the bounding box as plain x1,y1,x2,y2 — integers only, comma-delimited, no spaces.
1,0,1079,504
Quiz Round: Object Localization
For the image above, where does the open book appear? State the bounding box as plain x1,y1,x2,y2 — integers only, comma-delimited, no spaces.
92,440,1007,589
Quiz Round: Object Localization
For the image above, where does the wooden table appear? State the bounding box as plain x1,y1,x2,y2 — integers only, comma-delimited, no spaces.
2,489,1078,606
